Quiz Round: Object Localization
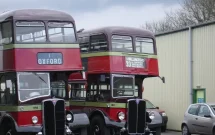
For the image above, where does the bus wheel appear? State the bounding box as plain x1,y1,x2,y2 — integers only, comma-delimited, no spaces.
5,129,17,135
90,116,110,135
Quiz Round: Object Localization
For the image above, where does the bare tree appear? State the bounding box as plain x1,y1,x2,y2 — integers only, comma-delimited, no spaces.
142,0,215,33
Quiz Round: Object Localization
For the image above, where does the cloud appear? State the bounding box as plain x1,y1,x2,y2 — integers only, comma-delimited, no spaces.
73,3,181,30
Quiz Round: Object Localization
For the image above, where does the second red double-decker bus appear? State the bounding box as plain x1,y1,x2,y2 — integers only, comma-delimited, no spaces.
69,26,165,135
0,9,89,135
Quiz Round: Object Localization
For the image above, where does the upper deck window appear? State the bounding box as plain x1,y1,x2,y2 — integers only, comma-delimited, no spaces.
16,21,46,43
78,36,89,53
1,21,13,44
111,35,133,52
90,34,108,52
48,22,76,43
135,37,154,54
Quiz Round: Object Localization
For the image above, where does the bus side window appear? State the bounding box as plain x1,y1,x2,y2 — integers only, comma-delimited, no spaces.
1,21,13,45
99,84,110,101
79,37,89,53
86,84,97,101
0,74,16,104
90,34,107,52
135,85,138,97
0,23,2,44
70,84,86,100
51,81,66,98
0,76,6,104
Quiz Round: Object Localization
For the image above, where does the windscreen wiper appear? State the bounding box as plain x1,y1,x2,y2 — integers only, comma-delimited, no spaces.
33,73,47,84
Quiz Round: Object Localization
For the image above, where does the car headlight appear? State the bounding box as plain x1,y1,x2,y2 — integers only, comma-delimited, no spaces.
32,116,38,124
66,114,73,121
161,112,167,116
149,112,155,120
118,111,125,121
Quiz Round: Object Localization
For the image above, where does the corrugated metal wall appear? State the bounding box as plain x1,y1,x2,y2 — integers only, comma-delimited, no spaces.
143,30,190,131
192,24,215,102
143,23,215,130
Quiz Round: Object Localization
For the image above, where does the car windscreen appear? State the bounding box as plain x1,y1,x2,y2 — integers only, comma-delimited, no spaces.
146,100,156,109
210,105,215,115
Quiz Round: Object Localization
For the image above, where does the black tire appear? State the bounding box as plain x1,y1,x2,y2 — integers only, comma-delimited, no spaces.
5,128,17,135
161,125,167,132
213,127,215,135
80,128,88,135
181,125,191,135
89,115,110,135
153,127,161,135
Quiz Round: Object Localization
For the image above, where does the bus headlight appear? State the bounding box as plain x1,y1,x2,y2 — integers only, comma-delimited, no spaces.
66,111,74,122
118,111,125,121
32,116,38,124
66,114,73,121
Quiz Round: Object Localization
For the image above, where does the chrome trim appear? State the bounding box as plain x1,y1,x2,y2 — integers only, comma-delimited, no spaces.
42,98,63,135
127,98,146,134
36,132,43,135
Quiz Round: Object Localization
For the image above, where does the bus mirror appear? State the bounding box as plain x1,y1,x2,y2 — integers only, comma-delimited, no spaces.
77,28,84,33
158,76,165,83
161,77,165,83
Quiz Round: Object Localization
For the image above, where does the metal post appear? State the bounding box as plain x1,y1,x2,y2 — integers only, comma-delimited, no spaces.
188,26,193,104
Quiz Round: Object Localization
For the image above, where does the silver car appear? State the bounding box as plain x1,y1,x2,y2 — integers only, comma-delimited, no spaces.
181,103,215,135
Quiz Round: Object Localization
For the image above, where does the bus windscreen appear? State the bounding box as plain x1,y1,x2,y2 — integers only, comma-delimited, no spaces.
112,75,135,97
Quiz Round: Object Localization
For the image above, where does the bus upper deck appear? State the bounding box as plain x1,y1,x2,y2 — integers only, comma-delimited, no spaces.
78,26,159,77
0,9,82,72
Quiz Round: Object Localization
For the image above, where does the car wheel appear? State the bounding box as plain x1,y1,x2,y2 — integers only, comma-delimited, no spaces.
80,127,88,135
161,125,166,132
182,125,191,135
152,127,161,135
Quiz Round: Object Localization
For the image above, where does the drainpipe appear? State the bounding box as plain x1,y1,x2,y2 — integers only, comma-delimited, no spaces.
188,26,193,104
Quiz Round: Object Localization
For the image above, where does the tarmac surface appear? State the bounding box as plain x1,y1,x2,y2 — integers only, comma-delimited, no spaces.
162,130,199,135
161,130,181,135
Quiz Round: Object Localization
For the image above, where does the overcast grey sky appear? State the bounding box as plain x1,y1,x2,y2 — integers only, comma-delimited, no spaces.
0,0,182,30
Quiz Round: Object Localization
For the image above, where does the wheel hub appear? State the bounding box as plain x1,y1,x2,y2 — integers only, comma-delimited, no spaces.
6,130,12,135
94,125,100,135
182,126,188,135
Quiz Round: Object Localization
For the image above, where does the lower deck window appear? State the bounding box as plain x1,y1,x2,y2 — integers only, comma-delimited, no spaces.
70,83,86,100
51,80,66,98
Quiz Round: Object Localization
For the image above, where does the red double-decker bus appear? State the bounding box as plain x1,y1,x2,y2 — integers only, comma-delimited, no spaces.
69,26,165,135
0,9,89,135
